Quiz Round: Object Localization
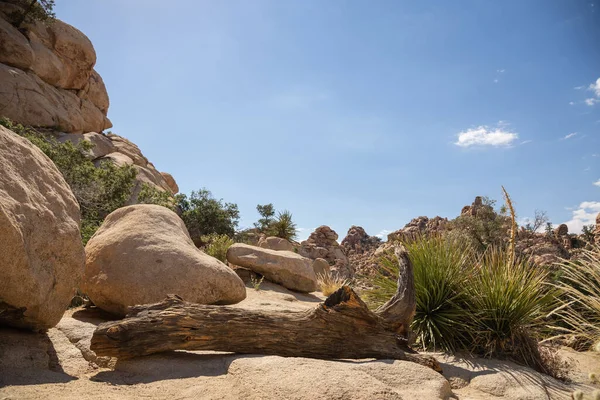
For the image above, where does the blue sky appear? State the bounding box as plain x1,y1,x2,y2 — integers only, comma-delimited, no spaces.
56,0,599,240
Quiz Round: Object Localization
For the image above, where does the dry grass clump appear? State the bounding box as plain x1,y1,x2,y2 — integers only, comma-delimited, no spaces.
317,271,350,296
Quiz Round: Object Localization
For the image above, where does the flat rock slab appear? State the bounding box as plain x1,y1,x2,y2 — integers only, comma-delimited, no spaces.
227,243,317,292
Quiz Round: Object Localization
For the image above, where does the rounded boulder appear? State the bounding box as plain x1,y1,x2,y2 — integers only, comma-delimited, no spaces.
0,126,85,331
83,205,246,316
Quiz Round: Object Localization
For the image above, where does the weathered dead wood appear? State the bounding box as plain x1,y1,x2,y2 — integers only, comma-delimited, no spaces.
90,245,437,370
374,245,416,336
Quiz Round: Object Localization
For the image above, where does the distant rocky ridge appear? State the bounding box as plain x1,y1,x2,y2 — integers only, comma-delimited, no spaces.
0,0,177,197
340,196,600,277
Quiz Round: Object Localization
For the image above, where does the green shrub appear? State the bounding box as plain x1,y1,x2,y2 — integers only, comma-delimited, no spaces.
201,233,234,263
551,247,600,351
1,117,137,244
448,196,510,252
177,189,240,246
137,183,176,210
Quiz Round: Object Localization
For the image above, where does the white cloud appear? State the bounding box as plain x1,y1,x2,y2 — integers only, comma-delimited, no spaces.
585,98,598,106
569,101,575,105
589,77,600,97
563,201,600,233
520,140,533,145
455,124,519,148
497,69,505,73
375,229,392,239
563,132,578,140
574,85,586,90
493,79,499,83
594,179,600,187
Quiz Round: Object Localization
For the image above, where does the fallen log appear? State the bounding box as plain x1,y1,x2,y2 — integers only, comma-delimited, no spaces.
91,245,439,371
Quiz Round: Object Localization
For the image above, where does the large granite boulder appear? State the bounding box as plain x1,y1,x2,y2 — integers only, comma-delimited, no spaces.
0,6,110,133
83,205,246,316
227,244,318,292
0,125,85,330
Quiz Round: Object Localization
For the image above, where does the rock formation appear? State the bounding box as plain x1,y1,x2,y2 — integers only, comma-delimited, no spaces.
0,125,85,330
0,3,178,198
227,244,317,293
386,216,449,242
83,204,246,316
0,2,110,133
299,226,352,277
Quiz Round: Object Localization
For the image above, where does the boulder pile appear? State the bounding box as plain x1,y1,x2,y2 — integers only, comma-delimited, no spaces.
299,226,352,277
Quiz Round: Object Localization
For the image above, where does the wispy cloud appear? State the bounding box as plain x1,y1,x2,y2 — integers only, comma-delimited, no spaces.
569,101,575,105
520,140,533,145
594,179,600,187
497,69,506,73
589,77,600,96
455,123,519,148
563,201,600,233
585,98,598,106
563,132,578,140
375,229,392,239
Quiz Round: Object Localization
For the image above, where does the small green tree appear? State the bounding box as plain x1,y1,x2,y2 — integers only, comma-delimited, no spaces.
524,210,549,233
582,225,596,243
254,203,275,232
177,189,240,246
268,210,297,241
545,222,554,237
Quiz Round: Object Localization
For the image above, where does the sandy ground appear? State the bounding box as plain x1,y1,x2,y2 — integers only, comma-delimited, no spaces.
1,281,598,400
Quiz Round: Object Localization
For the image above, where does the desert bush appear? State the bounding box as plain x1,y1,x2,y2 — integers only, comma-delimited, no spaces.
177,188,240,245
137,183,176,210
551,247,600,351
1,118,137,244
201,233,234,263
448,196,510,252
317,271,350,296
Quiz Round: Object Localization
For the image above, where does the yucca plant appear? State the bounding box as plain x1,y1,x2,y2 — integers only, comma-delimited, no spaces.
468,247,555,372
364,236,475,351
268,210,297,241
551,247,600,351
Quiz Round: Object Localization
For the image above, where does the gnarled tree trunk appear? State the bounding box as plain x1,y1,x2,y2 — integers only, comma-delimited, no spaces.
91,245,435,370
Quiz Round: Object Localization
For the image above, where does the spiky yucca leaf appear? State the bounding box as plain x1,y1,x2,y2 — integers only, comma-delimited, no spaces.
551,247,600,350
469,247,554,371
364,236,475,351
